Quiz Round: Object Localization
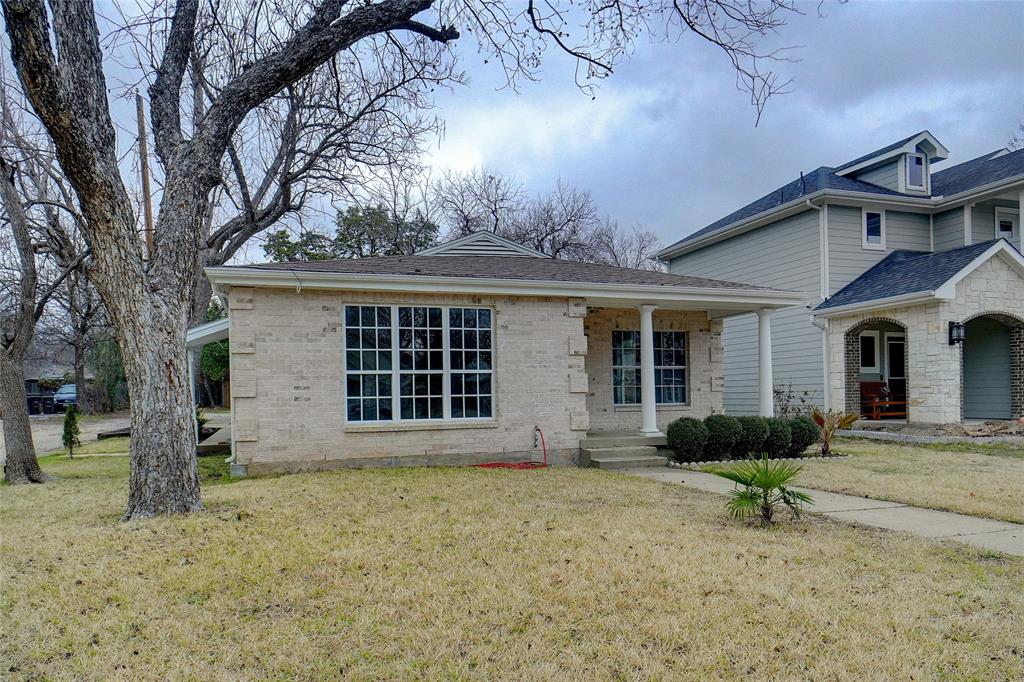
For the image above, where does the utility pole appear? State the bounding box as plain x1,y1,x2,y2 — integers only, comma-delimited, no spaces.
136,92,155,258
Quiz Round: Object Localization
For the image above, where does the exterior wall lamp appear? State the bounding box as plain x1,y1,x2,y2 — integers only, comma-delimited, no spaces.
949,321,966,345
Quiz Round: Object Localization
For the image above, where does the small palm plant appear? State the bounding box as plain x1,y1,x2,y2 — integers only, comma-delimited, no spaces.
712,455,813,525
810,407,859,456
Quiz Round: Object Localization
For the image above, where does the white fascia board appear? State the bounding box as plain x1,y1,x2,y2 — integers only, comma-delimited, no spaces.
813,291,938,318
936,240,1024,297
658,189,934,260
835,131,949,178
185,318,230,348
205,267,807,310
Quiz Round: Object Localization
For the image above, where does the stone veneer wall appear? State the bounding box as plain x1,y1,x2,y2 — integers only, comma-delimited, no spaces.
583,308,724,431
227,287,591,474
827,256,1024,423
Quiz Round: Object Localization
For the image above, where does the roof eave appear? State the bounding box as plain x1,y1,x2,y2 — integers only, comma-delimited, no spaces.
812,291,939,318
658,188,934,260
205,266,807,310
932,173,1024,208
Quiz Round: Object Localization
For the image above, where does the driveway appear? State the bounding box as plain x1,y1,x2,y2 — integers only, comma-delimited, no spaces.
0,411,131,463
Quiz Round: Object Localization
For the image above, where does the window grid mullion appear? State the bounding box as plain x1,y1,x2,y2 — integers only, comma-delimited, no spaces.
442,308,452,420
390,305,400,422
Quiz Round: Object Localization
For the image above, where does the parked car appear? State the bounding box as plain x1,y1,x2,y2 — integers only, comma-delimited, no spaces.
52,384,77,411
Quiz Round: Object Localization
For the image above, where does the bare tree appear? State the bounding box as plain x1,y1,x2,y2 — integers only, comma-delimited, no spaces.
0,91,84,484
1010,117,1024,152
434,168,526,235
592,221,663,270
1,0,801,517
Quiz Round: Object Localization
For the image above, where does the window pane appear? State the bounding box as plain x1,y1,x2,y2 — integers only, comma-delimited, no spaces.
865,212,882,243
860,335,877,368
343,305,394,421
999,219,1014,236
908,155,924,187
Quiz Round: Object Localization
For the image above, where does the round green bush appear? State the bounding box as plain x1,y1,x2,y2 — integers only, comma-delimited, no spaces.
788,416,819,457
703,414,742,460
762,417,792,458
733,415,769,459
666,417,708,463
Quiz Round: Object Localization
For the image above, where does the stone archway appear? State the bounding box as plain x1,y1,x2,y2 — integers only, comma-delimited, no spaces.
960,312,1024,420
844,317,909,417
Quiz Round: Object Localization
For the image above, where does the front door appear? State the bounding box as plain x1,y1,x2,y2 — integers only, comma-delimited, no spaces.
885,335,906,400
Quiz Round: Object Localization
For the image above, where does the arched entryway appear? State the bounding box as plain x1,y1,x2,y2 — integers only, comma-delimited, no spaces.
844,317,909,419
962,313,1024,420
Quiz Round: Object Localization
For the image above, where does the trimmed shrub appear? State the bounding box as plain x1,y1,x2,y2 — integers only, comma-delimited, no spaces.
762,417,792,458
733,415,769,459
788,416,820,457
666,417,708,463
703,414,742,459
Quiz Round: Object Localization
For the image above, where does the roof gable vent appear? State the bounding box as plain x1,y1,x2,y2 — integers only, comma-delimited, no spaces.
415,232,552,258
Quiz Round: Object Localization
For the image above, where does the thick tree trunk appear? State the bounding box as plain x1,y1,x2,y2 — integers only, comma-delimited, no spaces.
74,346,88,413
0,351,49,484
118,300,201,519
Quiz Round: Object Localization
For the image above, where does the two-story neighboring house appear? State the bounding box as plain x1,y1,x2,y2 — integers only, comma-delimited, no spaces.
660,131,1024,424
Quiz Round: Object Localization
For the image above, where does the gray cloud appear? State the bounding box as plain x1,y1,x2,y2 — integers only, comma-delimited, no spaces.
430,0,1024,246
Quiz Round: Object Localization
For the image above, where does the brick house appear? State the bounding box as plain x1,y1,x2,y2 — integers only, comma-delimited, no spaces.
196,232,802,475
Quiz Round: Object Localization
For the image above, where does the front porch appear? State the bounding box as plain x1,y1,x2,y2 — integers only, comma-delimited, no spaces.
579,303,780,439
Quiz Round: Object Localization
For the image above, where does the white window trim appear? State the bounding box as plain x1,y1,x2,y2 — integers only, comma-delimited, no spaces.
859,331,880,373
904,152,928,193
861,209,886,251
342,304,496,425
611,330,688,407
995,207,1019,242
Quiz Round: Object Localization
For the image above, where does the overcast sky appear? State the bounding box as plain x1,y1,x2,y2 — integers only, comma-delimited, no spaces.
426,0,1024,248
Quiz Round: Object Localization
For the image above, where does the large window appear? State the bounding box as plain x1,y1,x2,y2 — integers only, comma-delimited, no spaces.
344,304,494,422
612,330,687,405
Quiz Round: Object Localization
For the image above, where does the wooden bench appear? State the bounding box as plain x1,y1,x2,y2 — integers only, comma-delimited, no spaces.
860,381,907,420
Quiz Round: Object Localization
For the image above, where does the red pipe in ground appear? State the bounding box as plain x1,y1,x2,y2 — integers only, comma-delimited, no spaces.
474,426,547,469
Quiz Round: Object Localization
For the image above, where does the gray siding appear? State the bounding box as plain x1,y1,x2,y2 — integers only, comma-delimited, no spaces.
972,204,995,243
963,317,1011,419
933,208,965,252
669,210,822,415
855,160,900,191
827,205,931,292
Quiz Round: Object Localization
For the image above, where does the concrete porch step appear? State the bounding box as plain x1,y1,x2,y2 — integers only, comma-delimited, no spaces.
584,445,668,469
582,431,667,449
588,454,669,470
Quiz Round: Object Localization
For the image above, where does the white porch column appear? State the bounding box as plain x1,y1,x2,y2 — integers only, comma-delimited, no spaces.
639,304,660,435
757,309,774,417
187,347,198,446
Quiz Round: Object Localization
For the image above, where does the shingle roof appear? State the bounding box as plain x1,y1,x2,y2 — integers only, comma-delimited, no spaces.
814,240,1000,311
234,254,779,291
662,141,1024,257
930,147,1024,197
832,131,925,172
660,166,910,253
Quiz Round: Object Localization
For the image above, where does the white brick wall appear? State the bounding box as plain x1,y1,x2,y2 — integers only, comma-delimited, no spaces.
583,308,724,431
826,255,1024,423
228,287,590,471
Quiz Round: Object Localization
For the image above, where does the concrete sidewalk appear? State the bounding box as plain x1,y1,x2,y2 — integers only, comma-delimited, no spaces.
624,467,1024,557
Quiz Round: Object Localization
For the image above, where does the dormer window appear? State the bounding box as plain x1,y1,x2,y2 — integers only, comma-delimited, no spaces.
906,153,927,191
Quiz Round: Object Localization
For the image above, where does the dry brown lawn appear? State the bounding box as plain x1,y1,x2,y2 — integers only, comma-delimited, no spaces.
798,439,1024,524
2,454,1022,680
